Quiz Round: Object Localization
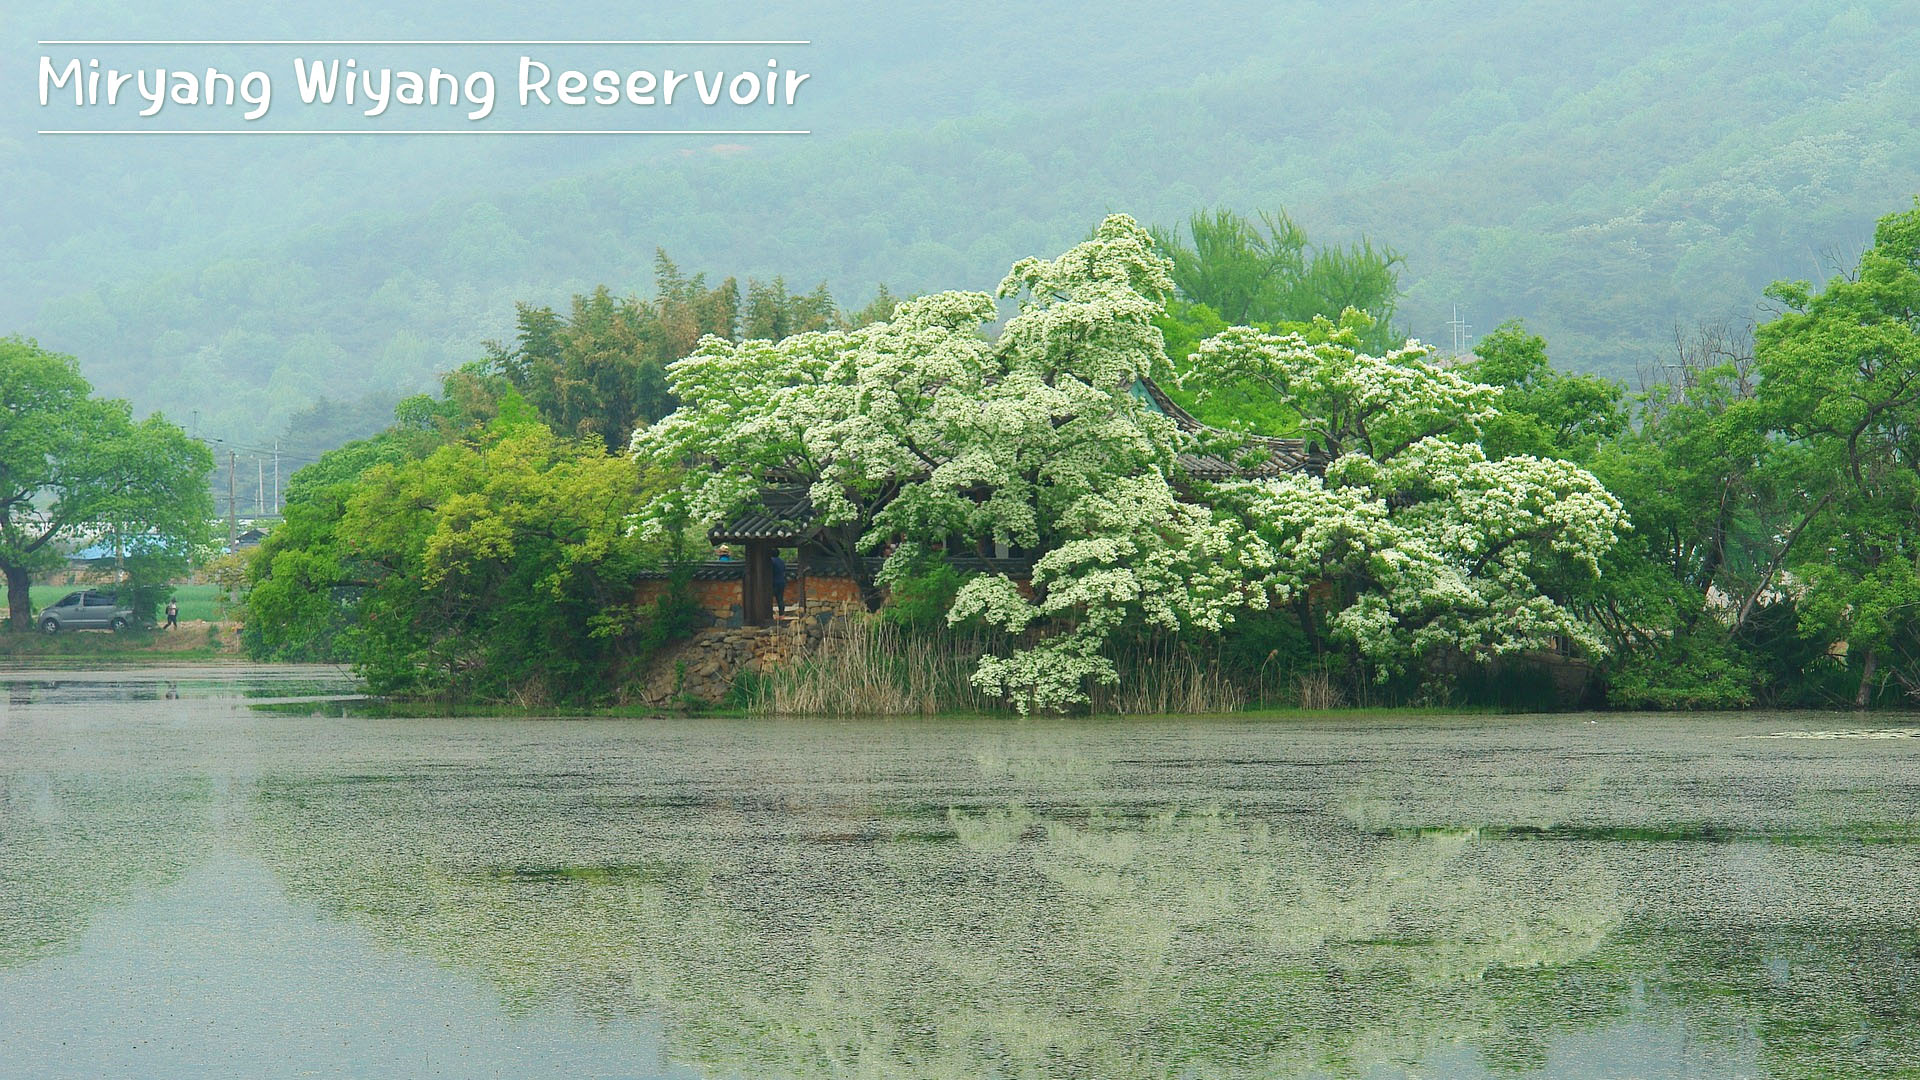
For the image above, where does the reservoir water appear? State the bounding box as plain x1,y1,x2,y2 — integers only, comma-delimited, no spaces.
2,664,1917,1078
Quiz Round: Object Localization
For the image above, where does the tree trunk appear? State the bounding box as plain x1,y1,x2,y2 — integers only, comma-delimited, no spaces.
4,564,31,634
1856,647,1879,709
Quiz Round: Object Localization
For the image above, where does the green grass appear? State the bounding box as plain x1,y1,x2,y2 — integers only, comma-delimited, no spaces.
0,624,229,659
26,583,228,622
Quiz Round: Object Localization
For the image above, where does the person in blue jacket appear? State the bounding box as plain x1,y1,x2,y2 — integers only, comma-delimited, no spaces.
770,551,788,618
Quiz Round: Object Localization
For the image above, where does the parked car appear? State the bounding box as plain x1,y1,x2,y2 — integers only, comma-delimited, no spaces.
37,590,136,633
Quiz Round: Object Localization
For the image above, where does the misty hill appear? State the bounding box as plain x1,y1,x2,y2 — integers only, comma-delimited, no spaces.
7,1,1918,449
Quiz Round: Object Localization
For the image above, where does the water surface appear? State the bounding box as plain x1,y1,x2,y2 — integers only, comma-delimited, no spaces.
3,664,1917,1078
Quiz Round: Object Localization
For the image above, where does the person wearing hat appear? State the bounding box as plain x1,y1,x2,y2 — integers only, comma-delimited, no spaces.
715,545,733,561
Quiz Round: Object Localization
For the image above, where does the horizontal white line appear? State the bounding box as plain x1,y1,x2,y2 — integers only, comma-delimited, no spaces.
39,40,811,46
39,129,811,135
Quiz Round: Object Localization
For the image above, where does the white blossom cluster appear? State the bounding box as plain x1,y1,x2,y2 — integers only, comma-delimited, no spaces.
1197,330,1628,677
950,474,1263,712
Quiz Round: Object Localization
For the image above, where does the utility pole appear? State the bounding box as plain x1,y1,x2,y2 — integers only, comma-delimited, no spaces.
273,442,281,516
227,451,237,552
1449,305,1472,357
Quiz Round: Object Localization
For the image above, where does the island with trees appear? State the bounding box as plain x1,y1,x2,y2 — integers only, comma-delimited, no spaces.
130,199,1911,714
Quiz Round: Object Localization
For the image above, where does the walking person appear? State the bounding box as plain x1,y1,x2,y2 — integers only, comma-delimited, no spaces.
770,551,788,619
164,598,178,630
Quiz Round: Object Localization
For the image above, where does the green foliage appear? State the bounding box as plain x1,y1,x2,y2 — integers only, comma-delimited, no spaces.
274,415,667,703
0,336,212,631
880,557,969,633
742,277,838,341
635,566,704,659
279,433,412,508
1213,609,1316,705
1606,624,1759,710
243,478,366,662
1754,199,1920,705
1150,209,1403,354
1463,321,1628,462
482,256,852,455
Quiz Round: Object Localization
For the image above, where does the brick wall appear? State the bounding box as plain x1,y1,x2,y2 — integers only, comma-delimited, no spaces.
794,574,866,616
636,578,742,627
636,573,870,627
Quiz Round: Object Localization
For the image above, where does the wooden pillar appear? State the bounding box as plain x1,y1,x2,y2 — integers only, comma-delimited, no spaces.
744,541,773,626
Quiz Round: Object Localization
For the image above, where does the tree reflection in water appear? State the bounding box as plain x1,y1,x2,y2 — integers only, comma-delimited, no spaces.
0,771,214,968
240,721,1920,1079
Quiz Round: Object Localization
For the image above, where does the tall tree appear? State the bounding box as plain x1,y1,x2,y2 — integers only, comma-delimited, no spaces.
486,253,743,453
741,277,837,341
1463,320,1627,462
638,217,1256,709
1150,209,1404,351
0,337,212,631
1757,202,1920,705
1189,323,1627,680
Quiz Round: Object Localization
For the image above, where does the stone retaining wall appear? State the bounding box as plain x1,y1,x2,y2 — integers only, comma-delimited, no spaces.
637,614,841,708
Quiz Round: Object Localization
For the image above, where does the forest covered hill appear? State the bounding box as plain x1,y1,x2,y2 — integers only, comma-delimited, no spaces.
6,0,1917,448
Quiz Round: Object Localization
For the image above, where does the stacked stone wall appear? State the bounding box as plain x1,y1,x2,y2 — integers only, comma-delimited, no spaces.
637,615,842,708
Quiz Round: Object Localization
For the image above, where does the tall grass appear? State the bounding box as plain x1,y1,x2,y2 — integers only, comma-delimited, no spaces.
746,618,1258,717
1088,635,1248,715
746,617,996,717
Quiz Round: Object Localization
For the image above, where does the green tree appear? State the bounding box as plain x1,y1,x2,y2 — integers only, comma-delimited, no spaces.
487,288,660,454
741,277,838,340
334,408,663,702
1581,323,1783,708
244,431,410,662
1150,209,1404,352
247,368,526,662
0,337,212,631
1464,320,1627,462
486,255,851,456
1757,201,1920,705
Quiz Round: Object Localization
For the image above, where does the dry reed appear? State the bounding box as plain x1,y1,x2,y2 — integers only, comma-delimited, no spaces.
1088,637,1247,715
748,616,995,716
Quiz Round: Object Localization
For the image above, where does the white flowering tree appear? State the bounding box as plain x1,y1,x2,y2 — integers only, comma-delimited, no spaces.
930,216,1262,710
947,473,1270,712
632,292,996,609
1189,324,1629,678
638,217,1251,708
639,219,1628,711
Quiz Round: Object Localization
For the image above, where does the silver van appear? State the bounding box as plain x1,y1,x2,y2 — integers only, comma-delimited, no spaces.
38,590,135,633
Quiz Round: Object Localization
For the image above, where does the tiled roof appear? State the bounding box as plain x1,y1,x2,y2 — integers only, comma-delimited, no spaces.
708,513,810,542
635,554,1036,581
1134,376,1318,476
788,554,1037,579
635,561,747,582
708,487,815,543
